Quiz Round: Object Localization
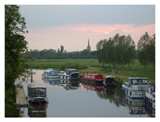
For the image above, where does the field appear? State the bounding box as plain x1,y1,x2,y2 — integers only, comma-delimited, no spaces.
26,59,155,83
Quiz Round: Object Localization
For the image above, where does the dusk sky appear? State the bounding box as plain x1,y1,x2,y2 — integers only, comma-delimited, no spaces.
19,4,155,52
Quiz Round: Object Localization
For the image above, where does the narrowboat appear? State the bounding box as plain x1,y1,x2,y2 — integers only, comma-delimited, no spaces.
64,69,80,79
104,76,117,86
144,83,155,109
81,73,104,86
59,71,70,80
42,68,59,79
121,77,150,99
26,82,48,103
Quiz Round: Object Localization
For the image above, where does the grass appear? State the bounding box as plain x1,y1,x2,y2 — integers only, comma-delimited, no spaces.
26,59,155,83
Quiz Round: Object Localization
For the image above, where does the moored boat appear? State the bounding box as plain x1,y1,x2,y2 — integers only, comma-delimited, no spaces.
144,83,155,109
59,71,70,80
42,68,59,79
121,77,150,99
26,82,48,103
64,69,80,79
104,76,117,86
81,73,104,86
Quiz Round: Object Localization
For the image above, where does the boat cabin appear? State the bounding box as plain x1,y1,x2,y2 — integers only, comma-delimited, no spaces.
27,82,48,103
64,69,80,79
28,82,47,97
128,77,150,86
82,73,103,81
104,76,116,86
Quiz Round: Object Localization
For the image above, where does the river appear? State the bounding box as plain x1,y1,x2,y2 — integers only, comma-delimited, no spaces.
17,70,155,117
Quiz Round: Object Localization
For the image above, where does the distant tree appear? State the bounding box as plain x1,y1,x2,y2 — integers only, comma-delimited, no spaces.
61,45,64,53
148,33,155,69
96,39,107,67
123,35,136,69
137,32,152,70
114,34,126,68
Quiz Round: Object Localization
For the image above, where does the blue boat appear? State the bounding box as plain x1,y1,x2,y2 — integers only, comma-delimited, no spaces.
144,83,155,109
42,68,59,79
121,77,151,99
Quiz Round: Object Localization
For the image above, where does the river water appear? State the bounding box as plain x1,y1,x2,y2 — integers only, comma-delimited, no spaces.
18,70,155,117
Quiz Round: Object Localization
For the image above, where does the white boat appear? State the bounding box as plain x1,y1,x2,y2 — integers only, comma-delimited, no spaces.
42,68,59,79
26,82,48,103
64,69,80,79
144,83,155,109
59,71,70,80
121,77,150,99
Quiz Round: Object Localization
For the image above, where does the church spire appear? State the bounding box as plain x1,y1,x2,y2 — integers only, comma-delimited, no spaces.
87,38,91,53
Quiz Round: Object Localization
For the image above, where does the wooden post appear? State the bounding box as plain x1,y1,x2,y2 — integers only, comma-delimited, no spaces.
31,75,33,83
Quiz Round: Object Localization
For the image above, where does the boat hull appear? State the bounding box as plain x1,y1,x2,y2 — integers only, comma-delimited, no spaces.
27,96,48,103
122,84,147,99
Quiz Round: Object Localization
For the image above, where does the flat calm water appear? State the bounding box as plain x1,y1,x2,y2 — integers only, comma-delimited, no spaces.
18,70,155,117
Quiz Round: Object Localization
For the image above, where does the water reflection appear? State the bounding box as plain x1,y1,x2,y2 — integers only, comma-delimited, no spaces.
17,70,154,117
121,96,146,116
62,80,80,90
42,78,59,85
42,78,80,90
28,102,48,117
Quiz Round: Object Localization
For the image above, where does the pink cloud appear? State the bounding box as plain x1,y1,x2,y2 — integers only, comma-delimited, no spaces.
25,24,155,52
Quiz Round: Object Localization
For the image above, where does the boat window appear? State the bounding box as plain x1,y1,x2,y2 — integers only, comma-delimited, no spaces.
28,88,46,97
142,79,148,83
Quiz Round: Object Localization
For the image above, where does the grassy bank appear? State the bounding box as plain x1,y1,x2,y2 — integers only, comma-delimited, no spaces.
26,59,155,82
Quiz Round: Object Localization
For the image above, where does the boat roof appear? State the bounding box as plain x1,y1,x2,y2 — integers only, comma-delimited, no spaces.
129,77,148,80
65,68,77,71
105,76,114,78
28,82,46,88
44,69,58,72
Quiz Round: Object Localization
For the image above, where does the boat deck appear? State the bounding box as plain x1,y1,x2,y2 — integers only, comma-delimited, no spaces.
16,86,28,107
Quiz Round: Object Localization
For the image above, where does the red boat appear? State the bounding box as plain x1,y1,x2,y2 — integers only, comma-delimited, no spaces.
82,73,103,81
81,73,104,86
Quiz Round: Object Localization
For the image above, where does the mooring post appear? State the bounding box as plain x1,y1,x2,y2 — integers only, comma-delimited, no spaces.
31,74,33,83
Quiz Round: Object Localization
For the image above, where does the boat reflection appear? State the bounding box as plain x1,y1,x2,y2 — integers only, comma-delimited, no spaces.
28,102,48,117
59,80,80,90
103,86,116,96
121,96,149,116
81,80,103,91
42,78,59,86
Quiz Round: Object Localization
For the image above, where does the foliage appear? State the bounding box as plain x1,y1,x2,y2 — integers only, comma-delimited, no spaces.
23,49,97,59
5,5,28,116
137,32,155,70
96,33,136,69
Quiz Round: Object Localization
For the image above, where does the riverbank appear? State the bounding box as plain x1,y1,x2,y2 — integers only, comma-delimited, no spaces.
25,59,155,82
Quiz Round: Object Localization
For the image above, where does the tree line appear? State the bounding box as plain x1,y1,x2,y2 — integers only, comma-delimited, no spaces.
23,49,97,59
96,32,155,70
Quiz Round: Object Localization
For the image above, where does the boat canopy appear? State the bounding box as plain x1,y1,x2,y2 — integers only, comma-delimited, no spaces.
128,77,149,85
105,76,114,78
28,82,46,88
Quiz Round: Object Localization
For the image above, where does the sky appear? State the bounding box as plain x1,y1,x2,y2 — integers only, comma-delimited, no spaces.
18,4,155,52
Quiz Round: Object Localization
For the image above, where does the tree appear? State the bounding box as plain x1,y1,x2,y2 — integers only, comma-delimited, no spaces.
96,39,106,67
61,45,64,53
114,34,126,68
123,35,136,69
137,32,151,70
5,5,28,115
